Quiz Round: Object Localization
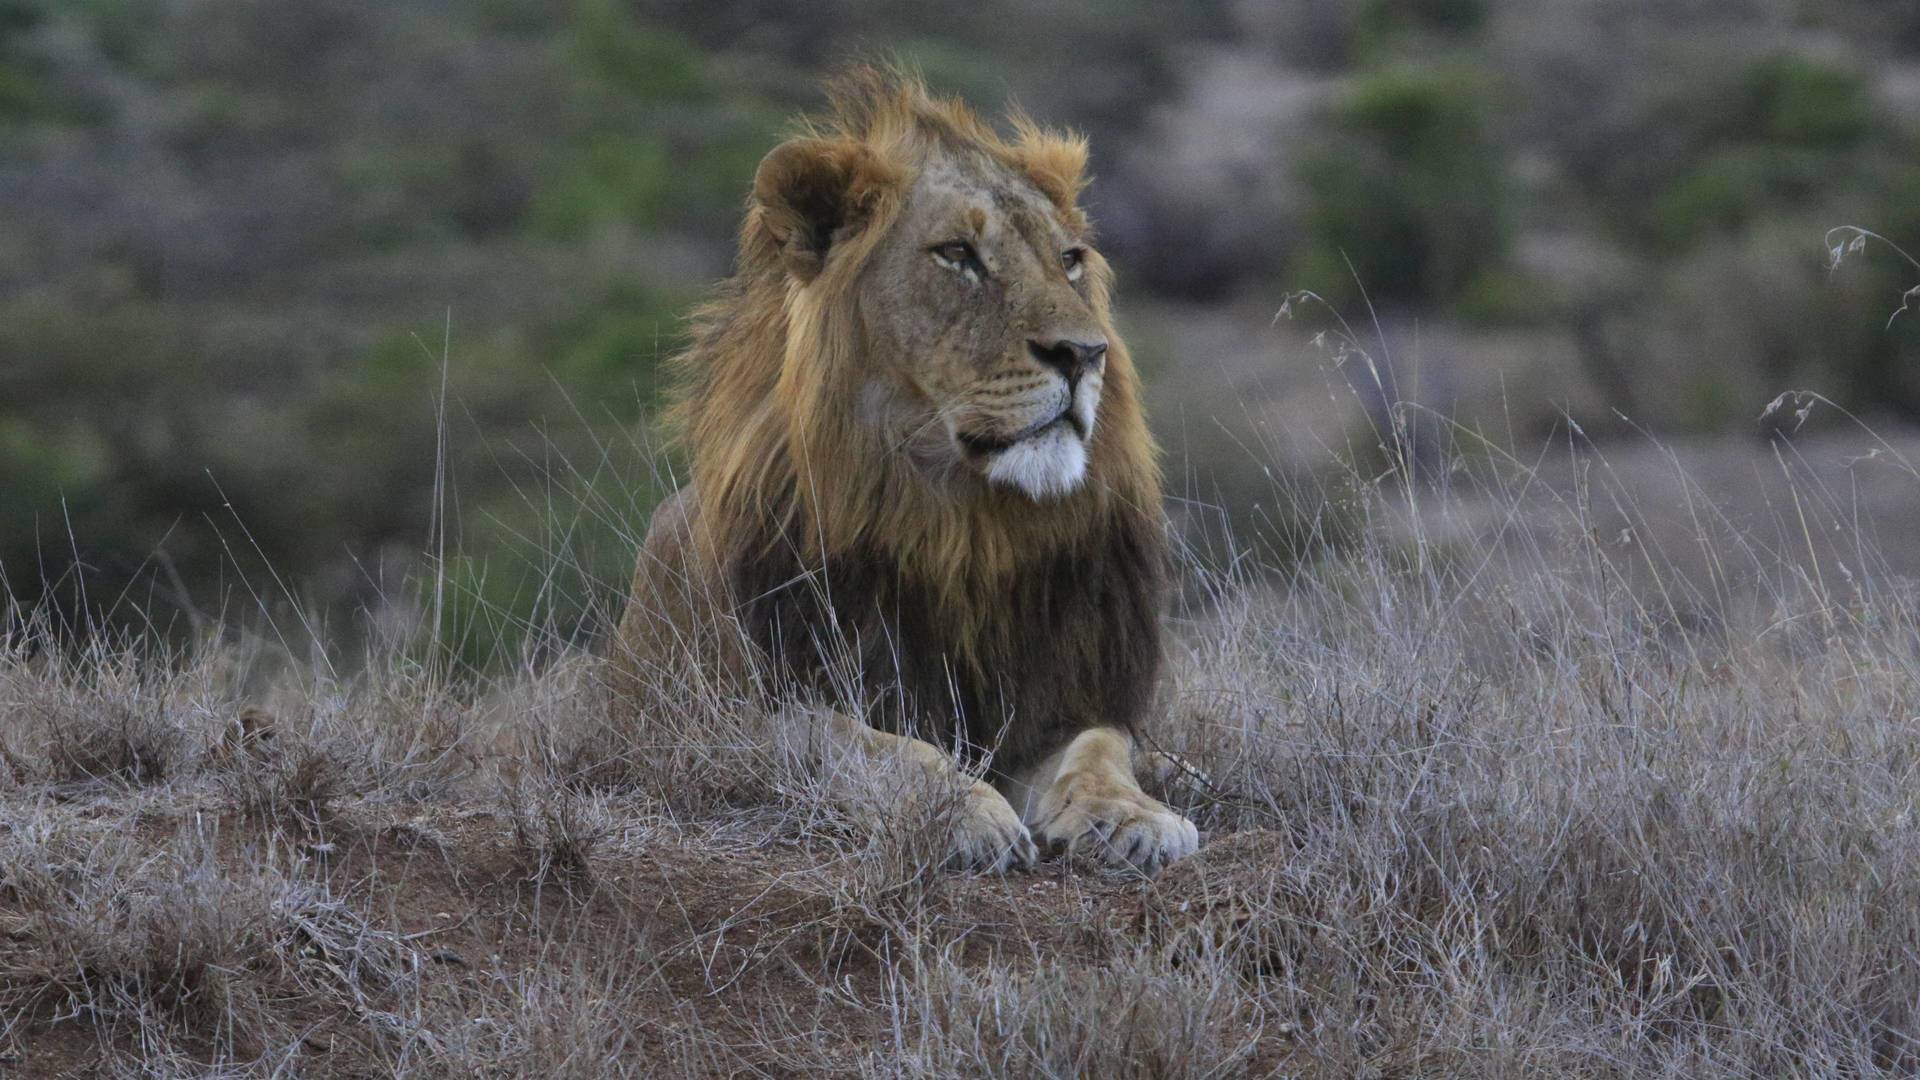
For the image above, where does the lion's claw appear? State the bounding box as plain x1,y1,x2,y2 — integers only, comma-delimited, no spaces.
948,782,1038,873
1035,786,1198,873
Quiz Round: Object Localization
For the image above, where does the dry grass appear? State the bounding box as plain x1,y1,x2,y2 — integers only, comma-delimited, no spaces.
4,404,1920,1075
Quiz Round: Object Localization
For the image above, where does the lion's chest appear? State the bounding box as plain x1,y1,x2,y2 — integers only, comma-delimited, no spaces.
730,533,1163,771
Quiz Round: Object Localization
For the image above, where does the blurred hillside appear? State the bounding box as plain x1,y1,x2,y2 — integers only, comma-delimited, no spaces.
3,0,1918,663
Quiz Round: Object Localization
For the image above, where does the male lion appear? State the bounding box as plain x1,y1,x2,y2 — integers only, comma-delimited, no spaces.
612,69,1198,872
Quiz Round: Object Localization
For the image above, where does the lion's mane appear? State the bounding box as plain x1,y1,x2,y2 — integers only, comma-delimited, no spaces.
630,69,1167,773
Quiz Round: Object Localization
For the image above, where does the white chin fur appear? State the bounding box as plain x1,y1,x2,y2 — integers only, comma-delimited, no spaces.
984,425,1087,500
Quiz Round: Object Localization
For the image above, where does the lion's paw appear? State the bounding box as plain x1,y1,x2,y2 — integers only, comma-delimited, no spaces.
948,781,1038,873
1034,781,1198,873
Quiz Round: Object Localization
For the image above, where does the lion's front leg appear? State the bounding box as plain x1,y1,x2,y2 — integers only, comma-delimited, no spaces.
795,707,1037,873
1004,727,1199,872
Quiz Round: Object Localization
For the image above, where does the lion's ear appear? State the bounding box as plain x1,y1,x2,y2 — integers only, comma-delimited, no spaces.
752,137,887,283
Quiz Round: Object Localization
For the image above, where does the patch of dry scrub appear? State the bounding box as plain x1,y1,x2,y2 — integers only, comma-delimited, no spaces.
1149,421,1920,1075
6,420,1920,1074
0,811,419,1068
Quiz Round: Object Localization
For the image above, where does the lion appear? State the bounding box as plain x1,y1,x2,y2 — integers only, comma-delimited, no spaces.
610,68,1198,872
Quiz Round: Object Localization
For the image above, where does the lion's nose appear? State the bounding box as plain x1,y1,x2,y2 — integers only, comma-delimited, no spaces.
1027,338,1107,385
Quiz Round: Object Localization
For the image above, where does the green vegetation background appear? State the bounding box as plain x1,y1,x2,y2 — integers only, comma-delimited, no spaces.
2,0,1917,666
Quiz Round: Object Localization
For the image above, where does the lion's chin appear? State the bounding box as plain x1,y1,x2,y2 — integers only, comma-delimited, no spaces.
983,424,1088,500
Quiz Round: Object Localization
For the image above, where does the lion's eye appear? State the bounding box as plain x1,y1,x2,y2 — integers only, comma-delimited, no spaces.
930,240,986,282
1062,247,1087,283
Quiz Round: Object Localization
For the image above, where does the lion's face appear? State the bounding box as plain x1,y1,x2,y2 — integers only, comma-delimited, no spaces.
856,148,1108,501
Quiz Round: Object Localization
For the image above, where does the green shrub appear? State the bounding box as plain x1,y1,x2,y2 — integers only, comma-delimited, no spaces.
571,0,709,103
1746,55,1872,149
530,134,674,239
0,59,35,120
1451,266,1557,326
664,109,782,228
1651,149,1780,244
1597,55,1879,249
550,298,687,411
1296,65,1508,308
